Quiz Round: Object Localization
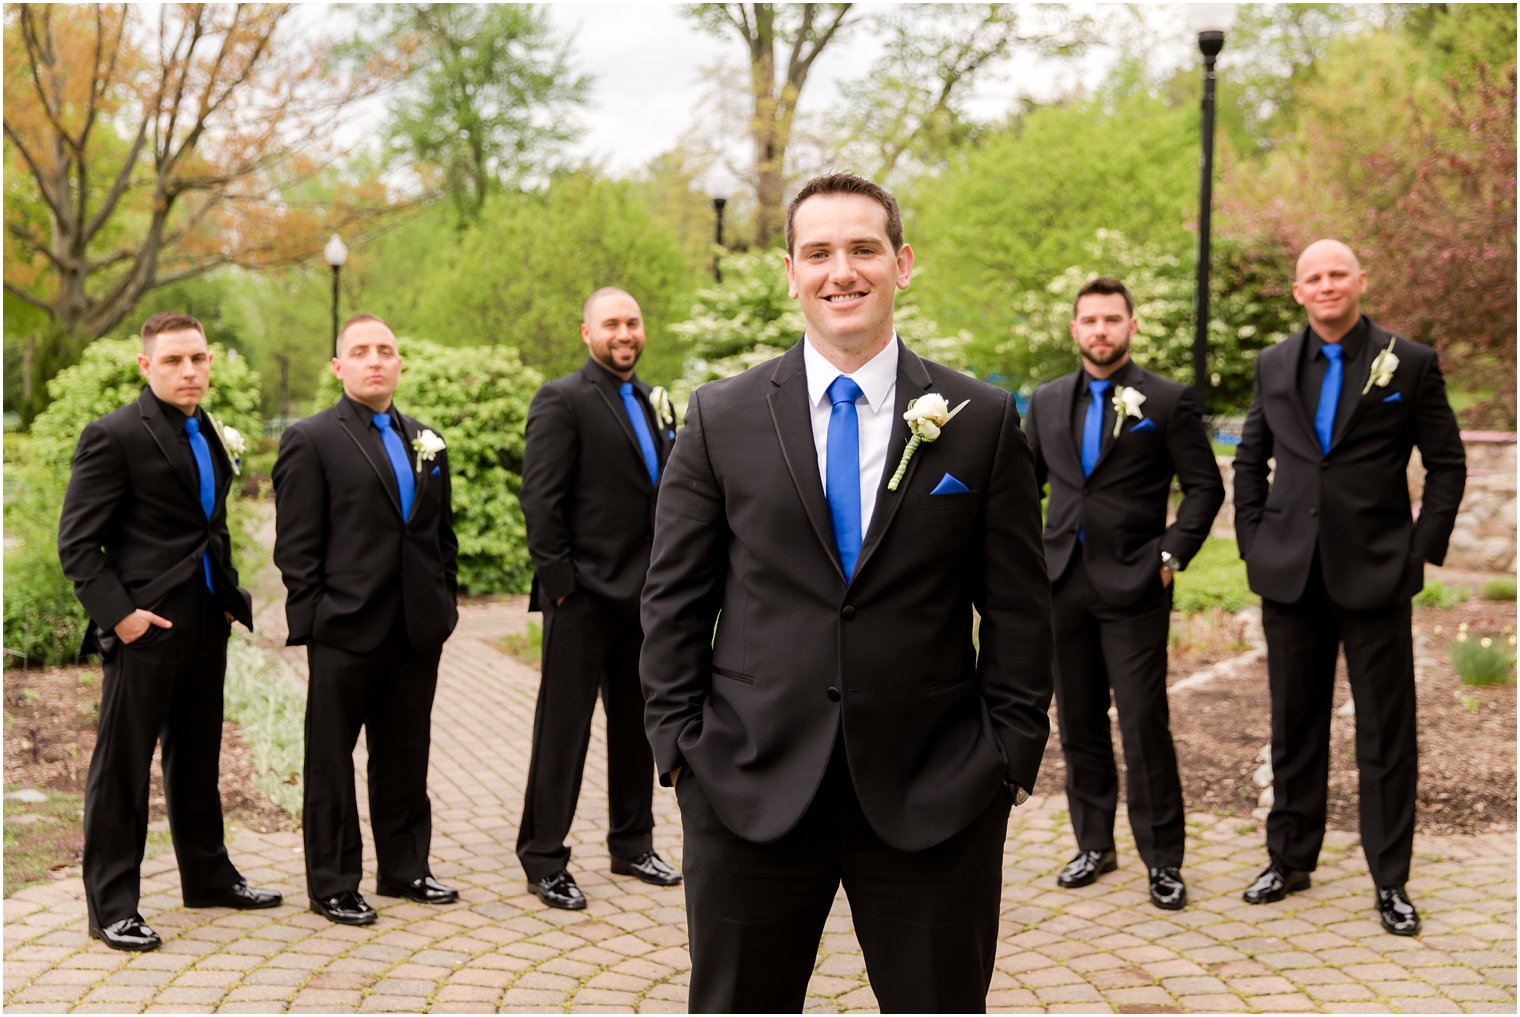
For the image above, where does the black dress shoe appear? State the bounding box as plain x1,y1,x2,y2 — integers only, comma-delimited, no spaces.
1242,861,1311,904
530,870,587,910
376,875,459,904
89,913,161,952
1056,848,1118,888
310,890,377,926
610,851,682,887
184,880,283,910
1148,867,1187,910
1376,885,1421,936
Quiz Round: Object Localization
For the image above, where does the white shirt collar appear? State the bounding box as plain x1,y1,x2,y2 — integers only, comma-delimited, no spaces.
803,333,899,411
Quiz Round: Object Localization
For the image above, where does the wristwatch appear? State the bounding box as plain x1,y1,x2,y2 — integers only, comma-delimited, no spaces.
1160,550,1184,572
1004,780,1029,807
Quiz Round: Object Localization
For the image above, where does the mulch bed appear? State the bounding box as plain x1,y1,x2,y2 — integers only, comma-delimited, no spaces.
1036,599,1516,837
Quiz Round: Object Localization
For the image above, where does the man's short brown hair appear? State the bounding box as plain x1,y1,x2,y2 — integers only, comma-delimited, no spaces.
336,313,392,351
1073,277,1135,317
139,312,205,348
785,172,904,255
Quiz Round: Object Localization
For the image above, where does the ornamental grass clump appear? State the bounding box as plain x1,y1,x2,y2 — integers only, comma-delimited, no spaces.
1448,623,1517,687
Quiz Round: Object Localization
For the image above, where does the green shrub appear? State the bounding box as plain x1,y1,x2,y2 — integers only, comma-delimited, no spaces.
316,337,542,594
1481,577,1517,601
1448,632,1516,686
223,636,305,818
4,339,262,666
1172,535,1255,614
1414,580,1471,609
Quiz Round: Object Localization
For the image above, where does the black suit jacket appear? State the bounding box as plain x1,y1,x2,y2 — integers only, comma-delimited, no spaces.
1234,318,1466,610
58,387,253,655
519,359,674,614
640,339,1054,852
1025,360,1224,604
272,396,458,654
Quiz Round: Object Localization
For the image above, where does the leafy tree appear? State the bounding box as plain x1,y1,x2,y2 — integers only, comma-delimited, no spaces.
2,4,392,423
371,4,590,218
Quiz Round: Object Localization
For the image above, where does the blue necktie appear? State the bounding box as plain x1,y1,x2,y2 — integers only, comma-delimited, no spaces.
1315,343,1343,454
826,376,864,581
183,417,216,591
620,382,660,485
1082,379,1111,478
373,412,415,521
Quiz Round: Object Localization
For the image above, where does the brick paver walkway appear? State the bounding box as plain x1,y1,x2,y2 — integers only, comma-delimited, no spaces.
5,596,1515,1013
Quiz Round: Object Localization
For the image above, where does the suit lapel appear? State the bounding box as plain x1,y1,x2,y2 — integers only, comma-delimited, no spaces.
337,399,405,521
136,389,202,512
1089,360,1142,477
1276,329,1324,452
1059,370,1085,475
584,362,656,484
766,344,842,581
397,409,427,524
853,342,933,582
1332,321,1385,450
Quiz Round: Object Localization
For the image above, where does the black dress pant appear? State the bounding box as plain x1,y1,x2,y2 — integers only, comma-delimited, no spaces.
1051,558,1184,869
517,590,655,880
303,629,441,899
677,740,1011,1013
83,580,240,928
1261,557,1417,887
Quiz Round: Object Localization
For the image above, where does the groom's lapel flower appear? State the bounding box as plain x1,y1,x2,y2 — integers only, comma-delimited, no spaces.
648,385,676,428
1111,385,1147,438
206,412,244,476
412,428,446,473
886,393,970,491
1361,337,1399,395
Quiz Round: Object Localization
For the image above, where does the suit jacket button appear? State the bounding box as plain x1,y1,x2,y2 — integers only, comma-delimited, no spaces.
841,605,856,620
826,686,841,702
1310,507,1318,516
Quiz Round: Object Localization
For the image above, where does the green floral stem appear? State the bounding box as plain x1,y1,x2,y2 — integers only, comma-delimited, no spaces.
887,435,923,491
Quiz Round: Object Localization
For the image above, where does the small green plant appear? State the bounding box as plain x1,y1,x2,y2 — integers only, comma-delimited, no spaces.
1480,577,1517,601
1414,580,1470,609
222,636,306,818
1460,693,1481,713
497,619,543,669
1449,629,1517,686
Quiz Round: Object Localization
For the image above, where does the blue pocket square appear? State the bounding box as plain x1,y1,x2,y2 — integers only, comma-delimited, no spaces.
430,465,441,476
1382,392,1402,403
930,473,969,495
1131,418,1157,432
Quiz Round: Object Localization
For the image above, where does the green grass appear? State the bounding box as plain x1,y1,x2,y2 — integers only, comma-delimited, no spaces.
497,619,543,669
4,788,84,896
1414,580,1471,609
1173,535,1253,613
1481,577,1517,601
223,636,306,818
1449,634,1516,686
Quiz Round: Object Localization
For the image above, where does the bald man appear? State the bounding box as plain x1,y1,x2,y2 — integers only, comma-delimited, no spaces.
515,288,681,909
1234,240,1465,935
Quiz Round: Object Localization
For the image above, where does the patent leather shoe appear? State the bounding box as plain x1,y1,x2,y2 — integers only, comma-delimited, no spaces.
1376,885,1421,936
310,890,377,926
1148,867,1187,910
530,870,587,910
376,875,459,904
184,880,283,910
1242,861,1311,904
610,851,682,887
1056,848,1118,888
89,913,161,952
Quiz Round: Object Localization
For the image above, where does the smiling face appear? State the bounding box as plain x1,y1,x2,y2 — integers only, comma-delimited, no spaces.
1293,240,1367,340
1070,292,1137,377
784,192,914,365
581,290,645,380
138,328,212,415
332,318,402,413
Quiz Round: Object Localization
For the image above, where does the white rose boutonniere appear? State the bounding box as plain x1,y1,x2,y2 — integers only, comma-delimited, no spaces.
886,393,970,491
1361,337,1399,395
206,413,244,476
1111,385,1147,438
412,429,446,472
648,385,676,428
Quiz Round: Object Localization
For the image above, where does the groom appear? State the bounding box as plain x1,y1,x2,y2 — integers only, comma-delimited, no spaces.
640,172,1054,1012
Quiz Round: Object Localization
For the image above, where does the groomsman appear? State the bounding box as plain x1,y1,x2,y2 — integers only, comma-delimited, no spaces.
1234,240,1465,935
641,173,1053,1011
273,314,460,925
1023,278,1224,910
516,288,680,910
59,312,279,951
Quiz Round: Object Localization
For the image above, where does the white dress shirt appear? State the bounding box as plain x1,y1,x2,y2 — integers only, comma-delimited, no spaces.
803,335,899,537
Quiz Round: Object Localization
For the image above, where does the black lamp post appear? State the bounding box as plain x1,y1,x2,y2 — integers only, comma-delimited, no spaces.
324,233,348,356
1188,3,1236,409
706,166,736,284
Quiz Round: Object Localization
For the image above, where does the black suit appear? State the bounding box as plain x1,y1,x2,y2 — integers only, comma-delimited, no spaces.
272,395,458,899
1234,317,1465,886
516,359,672,880
1025,360,1223,870
641,340,1053,1011
58,387,254,928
